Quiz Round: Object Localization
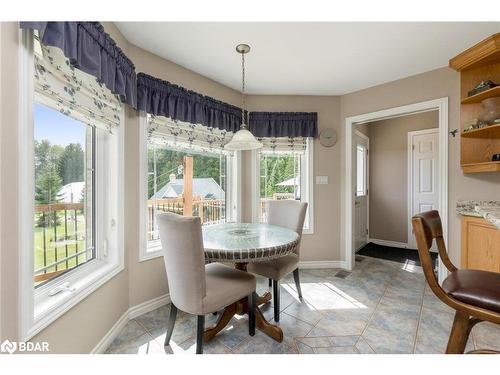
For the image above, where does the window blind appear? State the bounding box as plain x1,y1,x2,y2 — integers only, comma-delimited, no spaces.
258,137,309,154
34,42,123,131
147,114,233,155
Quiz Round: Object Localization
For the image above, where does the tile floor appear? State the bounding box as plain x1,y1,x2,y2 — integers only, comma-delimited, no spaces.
105,256,500,354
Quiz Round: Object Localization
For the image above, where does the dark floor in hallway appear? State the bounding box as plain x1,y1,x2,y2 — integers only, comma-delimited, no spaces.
357,242,437,268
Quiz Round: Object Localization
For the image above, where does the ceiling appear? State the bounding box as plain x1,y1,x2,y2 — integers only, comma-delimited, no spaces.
116,22,500,95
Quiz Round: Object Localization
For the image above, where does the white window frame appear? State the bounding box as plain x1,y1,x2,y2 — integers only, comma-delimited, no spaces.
251,138,314,234
19,30,124,341
355,143,368,197
138,112,241,261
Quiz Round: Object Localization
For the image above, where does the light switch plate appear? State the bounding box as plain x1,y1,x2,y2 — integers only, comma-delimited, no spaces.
316,176,328,185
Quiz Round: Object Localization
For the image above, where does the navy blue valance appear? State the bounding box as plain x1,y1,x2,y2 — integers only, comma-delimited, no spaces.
249,112,318,138
137,73,243,132
20,22,137,107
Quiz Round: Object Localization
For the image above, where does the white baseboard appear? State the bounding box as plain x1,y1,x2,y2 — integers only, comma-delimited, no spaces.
91,293,170,354
298,260,347,269
368,238,409,249
128,293,171,320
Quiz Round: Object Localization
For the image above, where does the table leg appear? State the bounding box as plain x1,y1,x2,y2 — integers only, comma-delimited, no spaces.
257,291,272,305
255,306,283,342
203,262,283,343
203,303,236,342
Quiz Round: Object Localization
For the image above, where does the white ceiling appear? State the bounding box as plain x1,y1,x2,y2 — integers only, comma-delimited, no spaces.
116,22,500,95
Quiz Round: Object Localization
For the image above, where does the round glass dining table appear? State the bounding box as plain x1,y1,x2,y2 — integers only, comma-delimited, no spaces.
202,222,300,343
203,222,299,263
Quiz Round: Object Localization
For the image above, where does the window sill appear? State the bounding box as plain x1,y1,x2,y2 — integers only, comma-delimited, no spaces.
139,240,163,262
302,227,314,235
139,249,163,262
27,259,124,341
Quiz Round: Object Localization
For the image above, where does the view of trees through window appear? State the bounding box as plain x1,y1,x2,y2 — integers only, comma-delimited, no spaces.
33,103,93,286
259,152,301,222
147,144,227,242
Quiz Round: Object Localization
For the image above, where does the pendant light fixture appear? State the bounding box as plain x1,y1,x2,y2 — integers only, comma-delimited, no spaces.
224,44,262,151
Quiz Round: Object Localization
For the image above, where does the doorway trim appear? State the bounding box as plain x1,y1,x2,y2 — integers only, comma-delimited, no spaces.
344,97,448,284
407,128,439,251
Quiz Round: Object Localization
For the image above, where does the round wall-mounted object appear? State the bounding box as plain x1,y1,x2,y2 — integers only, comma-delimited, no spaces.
319,128,337,147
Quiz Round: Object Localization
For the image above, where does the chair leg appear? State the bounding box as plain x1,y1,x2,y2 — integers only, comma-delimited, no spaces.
272,279,280,322
196,315,205,354
446,311,476,354
164,303,178,347
293,268,302,299
268,278,272,287
248,292,256,336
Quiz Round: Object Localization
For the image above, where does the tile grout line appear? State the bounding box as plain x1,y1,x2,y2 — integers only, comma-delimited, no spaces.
107,318,153,353
352,267,394,353
411,282,427,353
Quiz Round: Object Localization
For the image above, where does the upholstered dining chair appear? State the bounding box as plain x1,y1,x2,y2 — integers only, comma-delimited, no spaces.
412,210,500,354
247,200,308,322
156,212,257,354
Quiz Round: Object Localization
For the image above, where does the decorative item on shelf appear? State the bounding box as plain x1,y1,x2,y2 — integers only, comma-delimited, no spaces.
478,97,500,124
224,44,262,151
467,80,499,97
462,118,493,133
492,154,500,162
319,128,337,147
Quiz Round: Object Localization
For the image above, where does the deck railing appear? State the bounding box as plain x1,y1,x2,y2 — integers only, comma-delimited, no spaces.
34,202,91,285
147,198,226,241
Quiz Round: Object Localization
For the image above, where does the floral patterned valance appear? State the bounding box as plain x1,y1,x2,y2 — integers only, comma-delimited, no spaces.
35,43,123,131
148,115,233,155
21,22,137,107
258,137,308,154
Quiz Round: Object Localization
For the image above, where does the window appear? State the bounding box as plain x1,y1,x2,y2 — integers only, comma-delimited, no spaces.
356,144,367,197
253,138,313,233
140,114,239,259
20,31,124,340
33,104,95,287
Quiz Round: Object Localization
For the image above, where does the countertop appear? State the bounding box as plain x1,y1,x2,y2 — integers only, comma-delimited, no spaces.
456,200,500,230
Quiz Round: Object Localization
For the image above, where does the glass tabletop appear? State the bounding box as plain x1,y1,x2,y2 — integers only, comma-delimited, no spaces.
202,222,299,263
203,222,298,250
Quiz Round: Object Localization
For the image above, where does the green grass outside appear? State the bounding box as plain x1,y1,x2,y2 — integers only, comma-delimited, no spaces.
34,211,90,284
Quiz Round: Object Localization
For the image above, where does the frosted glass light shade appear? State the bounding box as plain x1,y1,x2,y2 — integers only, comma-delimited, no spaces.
224,127,262,151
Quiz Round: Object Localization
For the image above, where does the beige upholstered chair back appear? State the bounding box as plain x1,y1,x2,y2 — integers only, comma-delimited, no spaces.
156,212,206,314
266,200,308,255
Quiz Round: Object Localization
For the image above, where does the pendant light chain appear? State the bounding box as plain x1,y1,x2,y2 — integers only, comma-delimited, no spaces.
224,43,261,151
241,50,247,128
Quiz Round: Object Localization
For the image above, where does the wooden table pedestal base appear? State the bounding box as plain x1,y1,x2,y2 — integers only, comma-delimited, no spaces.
204,263,283,343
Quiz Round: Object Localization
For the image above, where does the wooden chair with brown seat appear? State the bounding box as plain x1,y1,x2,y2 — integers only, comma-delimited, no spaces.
412,210,500,354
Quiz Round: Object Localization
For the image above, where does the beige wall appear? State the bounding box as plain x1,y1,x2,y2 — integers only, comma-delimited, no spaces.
2,22,500,352
125,41,242,307
341,67,500,265
356,111,438,244
0,22,242,352
244,95,342,262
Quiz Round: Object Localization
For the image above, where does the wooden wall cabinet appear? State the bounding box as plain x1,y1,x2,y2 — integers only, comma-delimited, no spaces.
450,33,500,173
461,216,500,272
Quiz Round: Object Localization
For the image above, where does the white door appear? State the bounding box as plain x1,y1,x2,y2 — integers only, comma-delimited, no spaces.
408,129,439,250
354,131,369,251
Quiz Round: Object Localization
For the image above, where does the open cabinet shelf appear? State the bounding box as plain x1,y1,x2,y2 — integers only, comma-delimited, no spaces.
450,33,500,173
461,123,500,137
461,161,500,173
461,86,500,104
